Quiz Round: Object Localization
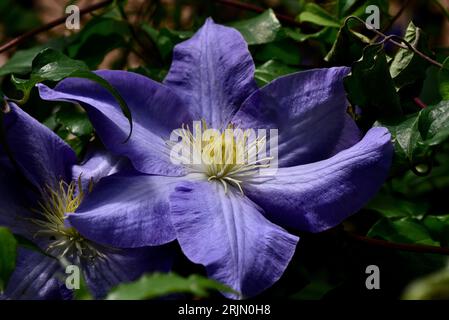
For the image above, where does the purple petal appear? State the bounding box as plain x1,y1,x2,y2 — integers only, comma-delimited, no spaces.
2,249,69,300
72,148,130,192
164,18,257,128
68,173,180,248
38,70,190,176
82,245,173,299
245,127,393,232
2,103,77,189
169,181,298,298
232,67,360,167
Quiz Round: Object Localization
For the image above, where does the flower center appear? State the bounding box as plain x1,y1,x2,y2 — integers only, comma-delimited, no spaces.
30,179,103,260
170,120,273,193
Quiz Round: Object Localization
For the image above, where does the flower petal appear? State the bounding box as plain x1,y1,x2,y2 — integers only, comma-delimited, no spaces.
38,70,190,176
68,173,180,248
164,18,257,128
72,148,130,192
82,245,174,299
2,103,77,189
169,180,298,298
232,67,360,167
245,127,393,232
2,249,69,300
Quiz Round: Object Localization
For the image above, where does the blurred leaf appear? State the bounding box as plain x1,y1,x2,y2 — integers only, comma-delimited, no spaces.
230,9,282,45
255,40,301,65
254,60,299,86
142,25,193,61
106,273,237,300
368,218,439,246
345,44,402,121
366,193,429,218
291,279,337,300
0,227,18,292
337,0,358,17
403,265,449,299
438,57,449,100
67,17,129,68
0,46,45,77
423,215,449,246
390,22,432,89
298,3,340,28
11,49,132,136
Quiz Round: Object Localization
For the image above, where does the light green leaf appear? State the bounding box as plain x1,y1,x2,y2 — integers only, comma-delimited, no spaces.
298,3,340,28
368,218,440,246
390,22,432,89
254,60,299,86
0,227,18,292
11,48,132,137
106,273,238,300
230,9,282,45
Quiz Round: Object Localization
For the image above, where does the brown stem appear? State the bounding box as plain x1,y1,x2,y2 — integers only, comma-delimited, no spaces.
0,0,113,54
347,16,445,69
214,0,302,28
346,232,449,255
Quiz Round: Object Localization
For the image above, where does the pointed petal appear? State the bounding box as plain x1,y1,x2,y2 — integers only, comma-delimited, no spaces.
169,181,298,298
2,103,77,189
245,127,393,232
232,67,360,167
164,18,257,128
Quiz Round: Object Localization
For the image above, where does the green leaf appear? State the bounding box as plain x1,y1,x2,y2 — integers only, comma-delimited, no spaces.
254,60,300,86
298,3,340,28
141,25,193,61
366,193,429,218
419,100,449,146
337,0,358,17
55,106,93,138
438,56,449,100
390,22,432,89
380,115,424,168
345,44,402,121
422,215,449,246
11,48,132,137
0,46,45,77
230,9,282,45
255,40,301,65
0,227,18,292
106,273,238,300
325,19,370,64
67,17,129,68
403,266,449,300
368,218,440,246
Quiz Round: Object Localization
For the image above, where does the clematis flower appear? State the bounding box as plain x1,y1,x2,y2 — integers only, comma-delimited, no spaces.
38,18,393,298
0,104,172,299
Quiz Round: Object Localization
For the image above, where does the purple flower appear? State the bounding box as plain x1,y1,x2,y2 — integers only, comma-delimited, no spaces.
38,18,393,298
0,104,172,299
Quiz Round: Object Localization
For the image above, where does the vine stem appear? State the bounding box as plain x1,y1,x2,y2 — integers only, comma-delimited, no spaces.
0,0,113,54
347,16,445,69
345,231,449,256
